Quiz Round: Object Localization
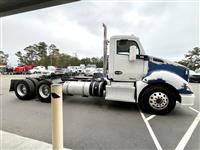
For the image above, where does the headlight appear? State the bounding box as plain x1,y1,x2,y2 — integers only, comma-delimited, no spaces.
186,84,193,92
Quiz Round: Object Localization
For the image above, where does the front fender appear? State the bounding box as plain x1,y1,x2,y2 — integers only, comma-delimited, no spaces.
142,70,193,94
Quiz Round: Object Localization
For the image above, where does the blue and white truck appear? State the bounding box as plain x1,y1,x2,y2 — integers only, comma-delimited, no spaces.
9,24,194,115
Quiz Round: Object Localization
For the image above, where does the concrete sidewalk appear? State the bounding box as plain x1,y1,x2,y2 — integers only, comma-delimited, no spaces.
0,130,69,150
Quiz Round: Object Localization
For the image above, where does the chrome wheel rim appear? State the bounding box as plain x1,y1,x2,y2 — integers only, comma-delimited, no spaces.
39,84,50,98
149,92,169,110
17,84,27,96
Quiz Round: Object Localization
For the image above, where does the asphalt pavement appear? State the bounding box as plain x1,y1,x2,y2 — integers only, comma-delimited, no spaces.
0,75,199,150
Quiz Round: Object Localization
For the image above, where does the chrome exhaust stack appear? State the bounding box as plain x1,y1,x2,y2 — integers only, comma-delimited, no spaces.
103,23,108,75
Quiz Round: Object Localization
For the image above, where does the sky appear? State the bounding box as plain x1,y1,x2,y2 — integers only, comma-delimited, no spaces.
0,0,199,67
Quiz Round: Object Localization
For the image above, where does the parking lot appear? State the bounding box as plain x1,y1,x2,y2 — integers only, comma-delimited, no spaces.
1,75,200,150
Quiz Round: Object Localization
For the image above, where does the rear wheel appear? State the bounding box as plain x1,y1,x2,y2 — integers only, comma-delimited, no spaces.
14,79,35,100
27,78,39,87
139,85,176,115
37,80,51,103
27,78,39,98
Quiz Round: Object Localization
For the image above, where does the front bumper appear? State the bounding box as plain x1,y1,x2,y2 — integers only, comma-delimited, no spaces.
180,93,195,105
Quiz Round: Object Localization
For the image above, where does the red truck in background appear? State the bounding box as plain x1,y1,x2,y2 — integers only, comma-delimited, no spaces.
14,65,34,74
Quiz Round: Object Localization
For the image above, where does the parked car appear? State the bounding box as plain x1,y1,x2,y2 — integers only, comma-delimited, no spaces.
79,64,86,73
189,70,200,83
28,66,47,74
47,66,57,74
84,64,97,76
68,66,80,75
15,66,25,74
94,68,103,74
15,65,34,74
54,68,69,74
195,69,200,74
5,67,14,75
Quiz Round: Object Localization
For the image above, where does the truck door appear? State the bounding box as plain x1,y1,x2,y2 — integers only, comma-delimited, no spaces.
113,39,145,81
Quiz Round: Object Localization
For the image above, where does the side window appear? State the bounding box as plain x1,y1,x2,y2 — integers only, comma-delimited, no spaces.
117,40,140,55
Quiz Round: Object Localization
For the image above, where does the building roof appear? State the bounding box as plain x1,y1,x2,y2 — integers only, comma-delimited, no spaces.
0,0,79,17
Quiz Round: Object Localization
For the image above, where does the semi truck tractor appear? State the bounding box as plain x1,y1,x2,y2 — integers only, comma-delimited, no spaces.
9,25,194,115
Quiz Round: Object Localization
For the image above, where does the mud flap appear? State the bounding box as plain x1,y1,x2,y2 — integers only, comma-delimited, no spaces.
9,80,20,91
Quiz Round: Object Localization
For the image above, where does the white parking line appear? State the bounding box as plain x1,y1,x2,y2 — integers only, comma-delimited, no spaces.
139,111,162,150
146,115,156,121
189,107,200,113
175,108,200,150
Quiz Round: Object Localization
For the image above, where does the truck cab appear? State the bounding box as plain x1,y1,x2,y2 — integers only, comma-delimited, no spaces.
108,35,147,81
106,35,194,114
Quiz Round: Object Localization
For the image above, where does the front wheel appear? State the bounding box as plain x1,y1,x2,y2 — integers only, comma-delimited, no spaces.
139,85,176,115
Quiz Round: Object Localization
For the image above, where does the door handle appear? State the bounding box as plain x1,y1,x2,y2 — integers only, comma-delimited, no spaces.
115,71,123,75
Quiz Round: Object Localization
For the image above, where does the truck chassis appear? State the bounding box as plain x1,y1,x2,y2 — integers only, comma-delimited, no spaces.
9,24,195,115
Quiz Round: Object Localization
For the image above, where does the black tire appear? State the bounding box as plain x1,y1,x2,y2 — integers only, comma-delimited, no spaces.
27,78,39,87
139,85,176,115
27,78,39,98
37,80,51,103
14,79,35,100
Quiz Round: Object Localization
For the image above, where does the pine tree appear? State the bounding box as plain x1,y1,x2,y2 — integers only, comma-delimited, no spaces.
178,47,200,71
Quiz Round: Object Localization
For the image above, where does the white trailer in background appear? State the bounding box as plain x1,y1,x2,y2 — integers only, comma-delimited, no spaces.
10,24,194,115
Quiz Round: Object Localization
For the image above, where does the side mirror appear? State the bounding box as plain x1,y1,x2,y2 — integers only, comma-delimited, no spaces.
129,45,137,61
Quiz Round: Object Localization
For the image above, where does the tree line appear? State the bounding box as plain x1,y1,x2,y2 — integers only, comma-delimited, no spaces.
15,42,103,68
178,47,200,71
0,51,9,65
1,42,199,71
